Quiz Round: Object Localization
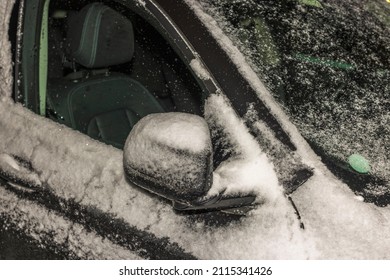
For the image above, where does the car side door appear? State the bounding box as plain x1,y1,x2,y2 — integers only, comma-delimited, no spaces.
0,0,208,259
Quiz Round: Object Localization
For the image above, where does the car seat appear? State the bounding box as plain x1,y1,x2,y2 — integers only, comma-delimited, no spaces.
47,2,165,149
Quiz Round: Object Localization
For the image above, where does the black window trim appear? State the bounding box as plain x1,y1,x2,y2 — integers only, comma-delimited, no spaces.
14,0,47,113
15,0,221,116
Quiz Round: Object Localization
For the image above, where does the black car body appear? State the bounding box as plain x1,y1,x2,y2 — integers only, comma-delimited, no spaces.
0,0,389,259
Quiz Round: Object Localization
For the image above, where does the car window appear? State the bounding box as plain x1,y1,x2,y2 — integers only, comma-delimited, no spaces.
23,0,206,149
198,0,390,205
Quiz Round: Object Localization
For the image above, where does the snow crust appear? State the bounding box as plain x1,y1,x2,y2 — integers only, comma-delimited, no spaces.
244,103,309,190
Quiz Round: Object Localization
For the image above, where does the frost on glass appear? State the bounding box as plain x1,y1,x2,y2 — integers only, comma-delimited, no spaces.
198,0,390,202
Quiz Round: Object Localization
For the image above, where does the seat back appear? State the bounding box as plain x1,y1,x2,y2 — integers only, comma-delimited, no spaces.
47,3,165,148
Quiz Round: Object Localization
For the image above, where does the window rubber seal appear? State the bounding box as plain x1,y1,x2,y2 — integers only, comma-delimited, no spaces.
38,0,50,116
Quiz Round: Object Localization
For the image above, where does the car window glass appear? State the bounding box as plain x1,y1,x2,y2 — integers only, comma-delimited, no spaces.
199,0,390,205
40,0,204,149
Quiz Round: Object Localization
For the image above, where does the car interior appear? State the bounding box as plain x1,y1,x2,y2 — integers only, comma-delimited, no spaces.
45,1,204,149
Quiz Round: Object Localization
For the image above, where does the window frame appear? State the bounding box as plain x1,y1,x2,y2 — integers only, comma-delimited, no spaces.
15,0,220,118
123,0,220,97
14,0,46,113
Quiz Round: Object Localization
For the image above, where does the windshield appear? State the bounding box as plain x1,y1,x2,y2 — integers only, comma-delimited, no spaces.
198,0,390,204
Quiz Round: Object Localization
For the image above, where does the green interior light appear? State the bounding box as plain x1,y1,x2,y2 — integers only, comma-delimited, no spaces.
348,154,371,174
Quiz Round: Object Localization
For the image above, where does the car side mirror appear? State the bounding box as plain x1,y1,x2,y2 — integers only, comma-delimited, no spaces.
123,113,213,205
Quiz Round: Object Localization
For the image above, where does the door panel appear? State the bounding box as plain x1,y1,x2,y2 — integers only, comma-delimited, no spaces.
0,99,310,259
1,0,311,259
0,101,195,259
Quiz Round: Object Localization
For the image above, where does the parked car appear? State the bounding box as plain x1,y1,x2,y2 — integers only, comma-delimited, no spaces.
201,0,390,206
0,0,388,259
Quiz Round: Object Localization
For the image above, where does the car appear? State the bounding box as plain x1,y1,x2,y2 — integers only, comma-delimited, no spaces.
202,0,390,207
0,0,389,259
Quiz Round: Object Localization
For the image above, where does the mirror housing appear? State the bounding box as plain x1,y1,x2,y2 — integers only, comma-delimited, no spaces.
123,113,213,204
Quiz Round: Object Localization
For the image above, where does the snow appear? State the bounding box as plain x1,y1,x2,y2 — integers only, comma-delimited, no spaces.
204,94,282,203
0,186,141,259
194,0,390,195
293,174,390,259
0,153,42,188
245,103,310,189
124,112,212,202
0,153,20,171
0,0,308,260
185,0,390,259
183,0,323,169
190,58,212,81
0,0,15,99
126,112,211,154
137,0,146,8
123,104,284,205
0,97,318,259
0,0,389,260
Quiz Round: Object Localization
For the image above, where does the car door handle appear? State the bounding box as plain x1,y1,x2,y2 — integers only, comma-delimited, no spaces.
0,154,42,191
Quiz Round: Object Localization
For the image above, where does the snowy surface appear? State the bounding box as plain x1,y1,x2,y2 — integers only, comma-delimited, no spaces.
204,94,282,203
0,0,14,100
126,112,211,154
181,1,320,209
184,0,390,259
124,112,212,201
0,153,41,188
183,0,322,166
292,174,390,259
190,58,212,81
0,0,389,259
0,100,315,259
244,103,310,190
0,186,141,259
195,0,390,195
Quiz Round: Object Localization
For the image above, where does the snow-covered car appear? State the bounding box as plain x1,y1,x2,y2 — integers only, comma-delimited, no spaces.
0,0,389,259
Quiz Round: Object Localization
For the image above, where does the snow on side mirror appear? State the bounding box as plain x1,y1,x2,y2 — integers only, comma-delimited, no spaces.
123,113,213,204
